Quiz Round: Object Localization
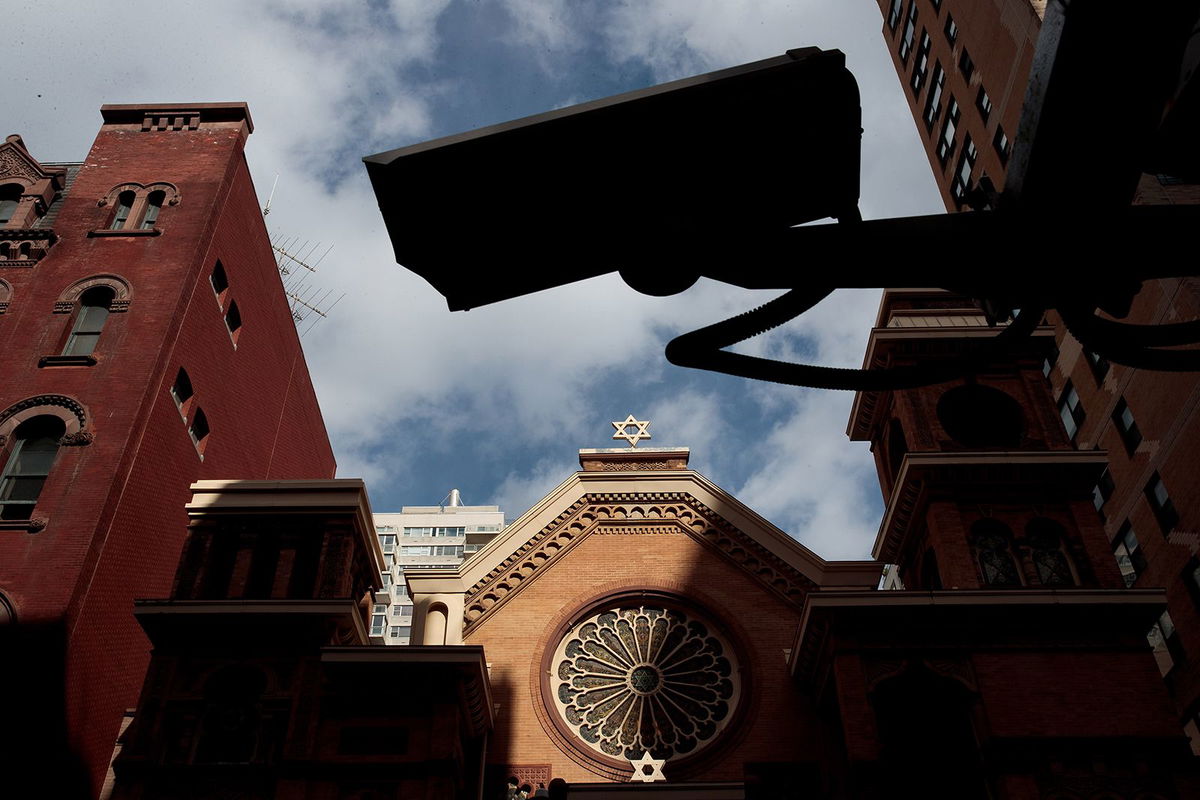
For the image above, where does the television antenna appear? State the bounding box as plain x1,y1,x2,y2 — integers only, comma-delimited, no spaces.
270,233,345,335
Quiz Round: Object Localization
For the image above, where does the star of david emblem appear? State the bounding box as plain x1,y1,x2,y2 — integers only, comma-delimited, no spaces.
612,415,651,447
628,750,667,783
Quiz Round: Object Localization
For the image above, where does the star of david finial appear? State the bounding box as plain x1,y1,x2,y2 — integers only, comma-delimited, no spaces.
612,415,651,447
628,750,666,783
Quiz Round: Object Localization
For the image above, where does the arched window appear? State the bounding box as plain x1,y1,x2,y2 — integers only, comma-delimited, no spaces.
1026,518,1076,587
63,286,115,356
0,184,21,226
140,190,165,230
110,190,136,230
195,665,268,763
0,415,65,520
970,519,1022,586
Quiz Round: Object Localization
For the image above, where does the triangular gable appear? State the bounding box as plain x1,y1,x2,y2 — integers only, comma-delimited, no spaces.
0,136,65,187
407,468,882,637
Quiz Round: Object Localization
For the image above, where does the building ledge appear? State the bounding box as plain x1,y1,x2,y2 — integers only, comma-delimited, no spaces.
88,228,162,238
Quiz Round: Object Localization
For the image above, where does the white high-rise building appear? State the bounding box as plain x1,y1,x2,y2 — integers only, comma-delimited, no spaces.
371,489,505,644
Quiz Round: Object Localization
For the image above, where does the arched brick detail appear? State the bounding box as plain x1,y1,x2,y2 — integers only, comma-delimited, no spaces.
0,591,14,624
0,394,91,448
54,273,133,313
0,278,11,313
97,181,181,208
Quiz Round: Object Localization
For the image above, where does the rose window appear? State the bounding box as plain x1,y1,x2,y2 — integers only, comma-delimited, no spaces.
551,606,740,761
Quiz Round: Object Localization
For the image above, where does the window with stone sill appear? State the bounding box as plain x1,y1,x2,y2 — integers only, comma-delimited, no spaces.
170,367,194,418
224,300,242,346
188,407,210,458
97,183,177,234
210,261,229,309
1113,521,1146,587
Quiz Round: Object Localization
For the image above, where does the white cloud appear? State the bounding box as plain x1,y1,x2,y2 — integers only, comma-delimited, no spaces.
5,1,943,561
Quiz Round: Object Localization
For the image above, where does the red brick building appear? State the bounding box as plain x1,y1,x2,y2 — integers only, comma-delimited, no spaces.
876,0,1200,748
0,104,335,797
110,435,1196,798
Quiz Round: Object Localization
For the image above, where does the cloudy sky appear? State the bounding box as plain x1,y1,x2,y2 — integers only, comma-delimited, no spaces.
7,1,943,560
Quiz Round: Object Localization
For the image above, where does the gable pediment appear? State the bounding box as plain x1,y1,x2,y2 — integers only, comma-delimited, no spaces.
0,137,65,188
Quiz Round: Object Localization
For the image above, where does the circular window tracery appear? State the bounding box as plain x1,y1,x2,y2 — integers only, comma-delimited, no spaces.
550,605,740,762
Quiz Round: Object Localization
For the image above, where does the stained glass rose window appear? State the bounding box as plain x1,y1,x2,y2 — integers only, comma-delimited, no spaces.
550,606,740,761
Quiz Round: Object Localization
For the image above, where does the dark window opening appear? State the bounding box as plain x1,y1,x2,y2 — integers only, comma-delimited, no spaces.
993,126,1010,164
936,97,960,165
210,261,229,307
936,384,1024,448
957,48,974,81
171,368,194,415
225,300,242,344
1114,521,1145,587
1145,472,1179,535
1093,467,1114,522
971,519,1021,586
887,418,909,484
1026,518,1076,586
910,31,932,95
1057,380,1085,442
0,184,21,226
110,190,136,230
1086,349,1110,382
0,416,65,521
975,86,992,123
1112,397,1142,454
944,14,958,44
899,3,919,62
140,190,165,230
63,286,115,357
1042,341,1060,379
951,135,977,203
923,62,946,130
189,407,210,456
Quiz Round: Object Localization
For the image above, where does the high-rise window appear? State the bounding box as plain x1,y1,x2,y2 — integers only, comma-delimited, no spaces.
63,286,115,357
899,2,919,62
210,261,229,308
1112,398,1142,454
1085,349,1110,382
910,31,932,95
958,48,974,81
1113,522,1145,587
994,126,1011,164
951,135,977,203
944,14,958,44
0,416,65,520
1145,472,1179,535
936,98,960,165
1057,381,1085,442
975,86,992,122
887,0,903,31
923,62,945,130
379,534,397,553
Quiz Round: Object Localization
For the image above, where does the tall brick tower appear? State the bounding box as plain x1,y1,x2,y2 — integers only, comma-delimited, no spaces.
835,289,1196,797
0,104,336,796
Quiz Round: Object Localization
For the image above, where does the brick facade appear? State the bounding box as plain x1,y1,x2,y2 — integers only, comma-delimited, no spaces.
0,104,335,797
